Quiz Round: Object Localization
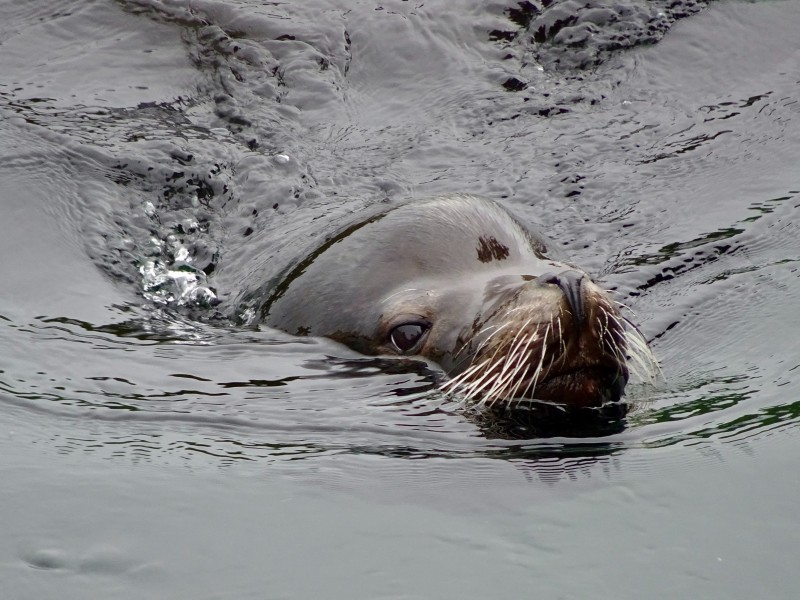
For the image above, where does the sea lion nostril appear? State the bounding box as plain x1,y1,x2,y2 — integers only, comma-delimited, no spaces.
539,270,587,325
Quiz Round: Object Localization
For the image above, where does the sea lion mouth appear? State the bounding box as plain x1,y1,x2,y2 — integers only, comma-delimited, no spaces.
532,365,628,408
465,363,631,439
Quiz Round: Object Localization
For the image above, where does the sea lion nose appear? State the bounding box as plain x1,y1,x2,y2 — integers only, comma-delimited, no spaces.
538,270,587,325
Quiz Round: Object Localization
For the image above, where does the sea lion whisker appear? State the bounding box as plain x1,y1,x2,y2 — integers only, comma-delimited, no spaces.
605,310,659,381
477,332,516,387
483,366,509,407
613,311,654,344
601,310,632,370
464,360,495,391
604,310,632,344
476,324,517,391
451,322,510,370
492,365,515,406
446,327,493,378
507,330,539,403
526,322,551,403
441,358,488,392
624,333,661,381
506,305,538,316
543,315,560,377
449,345,476,372
626,350,653,382
451,324,499,361
516,326,549,409
482,321,529,385
442,360,494,408
479,357,519,407
490,320,535,401
518,331,551,405
556,315,566,358
621,321,659,361
504,363,527,404
380,288,420,304
614,300,641,319
452,359,501,404
599,308,610,346
500,348,526,403
440,365,475,394
606,336,628,373
518,374,537,407
598,308,626,365
606,333,626,364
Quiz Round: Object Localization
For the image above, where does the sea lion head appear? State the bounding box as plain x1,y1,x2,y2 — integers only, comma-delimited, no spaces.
261,194,655,411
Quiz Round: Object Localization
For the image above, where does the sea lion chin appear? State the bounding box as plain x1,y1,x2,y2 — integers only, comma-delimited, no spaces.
260,194,657,412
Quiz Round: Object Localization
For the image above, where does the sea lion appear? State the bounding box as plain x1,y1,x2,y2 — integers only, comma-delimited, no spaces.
260,194,656,411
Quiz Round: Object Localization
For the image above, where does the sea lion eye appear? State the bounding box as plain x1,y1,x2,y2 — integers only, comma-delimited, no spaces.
389,323,429,354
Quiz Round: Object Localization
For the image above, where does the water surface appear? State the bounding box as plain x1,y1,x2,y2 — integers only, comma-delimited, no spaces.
1,0,799,597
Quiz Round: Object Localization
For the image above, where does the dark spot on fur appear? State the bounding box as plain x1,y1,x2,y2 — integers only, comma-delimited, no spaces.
476,236,510,263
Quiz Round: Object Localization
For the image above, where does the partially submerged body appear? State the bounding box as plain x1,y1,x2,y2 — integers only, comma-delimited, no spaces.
260,194,657,413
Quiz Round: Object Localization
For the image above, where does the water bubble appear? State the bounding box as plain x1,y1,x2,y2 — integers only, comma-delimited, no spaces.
174,246,190,263
239,307,256,325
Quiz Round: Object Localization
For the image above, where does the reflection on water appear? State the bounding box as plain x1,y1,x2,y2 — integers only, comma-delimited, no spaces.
2,296,798,474
0,0,799,479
